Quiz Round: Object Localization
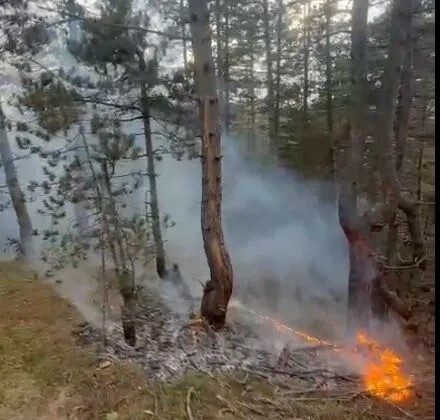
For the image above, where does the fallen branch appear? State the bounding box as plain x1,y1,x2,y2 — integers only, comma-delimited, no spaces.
185,387,195,420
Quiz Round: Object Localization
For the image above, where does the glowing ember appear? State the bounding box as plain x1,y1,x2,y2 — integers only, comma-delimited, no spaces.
356,332,414,402
230,300,414,403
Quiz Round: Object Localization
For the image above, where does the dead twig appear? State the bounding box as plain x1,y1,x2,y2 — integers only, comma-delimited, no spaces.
185,386,195,420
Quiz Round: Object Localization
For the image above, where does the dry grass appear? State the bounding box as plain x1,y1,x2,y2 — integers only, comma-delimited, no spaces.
0,261,428,419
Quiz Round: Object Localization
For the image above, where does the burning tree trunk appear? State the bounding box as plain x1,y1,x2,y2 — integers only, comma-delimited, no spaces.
338,0,370,334
0,103,34,258
188,0,234,329
137,51,167,279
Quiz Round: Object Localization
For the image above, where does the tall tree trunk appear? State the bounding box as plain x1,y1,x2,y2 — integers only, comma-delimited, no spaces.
188,0,234,329
273,0,283,141
302,0,311,130
325,0,336,182
338,0,370,335
394,21,414,173
223,0,231,133
376,0,424,263
79,129,136,346
262,0,275,143
180,0,188,76
0,103,33,258
215,0,224,119
101,162,136,346
137,52,167,279
249,29,256,155
325,0,333,138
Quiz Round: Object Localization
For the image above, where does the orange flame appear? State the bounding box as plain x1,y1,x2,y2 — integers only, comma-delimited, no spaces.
231,300,413,403
356,332,414,402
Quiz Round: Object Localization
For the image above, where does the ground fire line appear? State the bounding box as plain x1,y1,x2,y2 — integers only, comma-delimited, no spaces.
230,299,414,403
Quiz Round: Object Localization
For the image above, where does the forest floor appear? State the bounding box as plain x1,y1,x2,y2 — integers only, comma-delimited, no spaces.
0,261,434,420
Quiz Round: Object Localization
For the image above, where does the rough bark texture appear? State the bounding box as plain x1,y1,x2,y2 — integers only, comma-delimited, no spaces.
0,103,34,258
376,0,424,264
338,0,370,335
188,0,234,329
138,53,167,279
262,0,275,142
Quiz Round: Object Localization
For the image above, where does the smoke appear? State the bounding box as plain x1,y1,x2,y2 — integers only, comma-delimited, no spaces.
150,132,350,339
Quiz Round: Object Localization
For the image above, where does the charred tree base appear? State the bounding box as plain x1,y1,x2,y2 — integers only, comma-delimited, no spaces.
156,256,166,279
121,304,136,347
200,280,228,330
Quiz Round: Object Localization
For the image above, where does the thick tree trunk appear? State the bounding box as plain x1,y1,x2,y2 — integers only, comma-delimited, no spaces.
376,0,424,263
0,103,33,258
273,0,283,141
188,0,234,329
338,0,370,335
302,0,311,130
262,0,275,142
138,53,167,279
248,30,256,155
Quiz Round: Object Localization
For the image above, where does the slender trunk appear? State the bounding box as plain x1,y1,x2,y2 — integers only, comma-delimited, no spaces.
325,0,333,137
325,0,335,182
249,31,256,155
138,52,166,279
273,0,283,140
262,0,275,142
223,0,231,133
338,0,370,335
302,0,311,130
79,129,135,346
180,0,188,75
215,0,225,126
101,162,136,346
188,0,234,329
376,0,424,263
0,103,33,258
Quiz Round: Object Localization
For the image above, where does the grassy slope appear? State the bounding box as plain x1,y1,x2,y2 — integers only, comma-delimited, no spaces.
0,261,427,420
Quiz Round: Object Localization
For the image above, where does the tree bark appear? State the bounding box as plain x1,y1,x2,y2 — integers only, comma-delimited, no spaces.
262,0,275,143
0,103,34,258
137,52,167,279
188,0,234,329
338,0,370,335
79,129,135,346
376,0,424,264
101,161,136,347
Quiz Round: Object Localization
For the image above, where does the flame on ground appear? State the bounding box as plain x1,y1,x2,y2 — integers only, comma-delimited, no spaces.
356,332,414,402
230,300,414,403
